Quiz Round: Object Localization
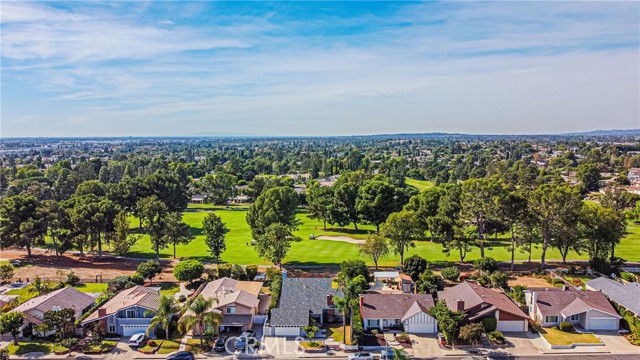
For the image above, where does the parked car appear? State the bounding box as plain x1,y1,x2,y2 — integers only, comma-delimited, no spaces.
166,351,195,360
348,352,375,360
381,349,406,360
234,330,257,350
9,260,22,267
128,333,146,348
214,335,228,352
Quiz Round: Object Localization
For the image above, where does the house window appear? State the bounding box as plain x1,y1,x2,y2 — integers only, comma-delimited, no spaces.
126,309,137,318
226,306,236,314
569,314,580,321
108,324,116,333
545,316,558,323
367,319,380,328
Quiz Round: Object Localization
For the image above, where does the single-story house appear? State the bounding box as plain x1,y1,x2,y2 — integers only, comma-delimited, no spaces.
12,286,95,335
586,277,640,318
360,294,437,334
194,277,269,332
267,277,342,337
439,281,529,332
525,287,621,331
81,285,161,336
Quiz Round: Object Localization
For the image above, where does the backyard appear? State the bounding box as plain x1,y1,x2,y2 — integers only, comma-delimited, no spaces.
5,283,108,303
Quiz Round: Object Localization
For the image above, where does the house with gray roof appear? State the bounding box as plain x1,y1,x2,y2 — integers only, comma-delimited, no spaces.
266,277,343,337
360,293,437,334
586,277,640,317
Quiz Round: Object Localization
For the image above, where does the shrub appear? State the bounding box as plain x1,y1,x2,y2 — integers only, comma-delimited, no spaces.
0,264,14,284
551,277,564,285
397,333,410,342
490,271,509,289
477,274,491,287
204,267,218,281
147,340,157,347
571,278,584,287
559,322,573,332
459,323,484,345
482,317,498,332
60,338,79,349
178,295,187,303
65,271,80,286
129,273,145,285
245,265,258,281
473,257,498,273
403,255,428,281
218,264,232,278
621,272,636,282
107,276,135,293
174,259,204,283
137,260,162,284
510,285,527,304
231,264,247,280
441,267,460,283
488,331,504,343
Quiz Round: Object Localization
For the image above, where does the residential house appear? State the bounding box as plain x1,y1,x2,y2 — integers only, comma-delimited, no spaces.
525,287,621,331
586,277,640,317
12,287,95,336
360,294,437,334
81,285,161,336
438,281,529,332
0,294,19,309
194,277,269,332
266,277,342,336
627,168,640,183
367,271,415,294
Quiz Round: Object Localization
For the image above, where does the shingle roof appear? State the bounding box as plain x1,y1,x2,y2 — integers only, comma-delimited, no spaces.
438,281,527,320
533,288,621,318
12,287,95,324
270,277,342,326
586,277,640,316
360,294,435,320
81,285,160,324
222,314,253,326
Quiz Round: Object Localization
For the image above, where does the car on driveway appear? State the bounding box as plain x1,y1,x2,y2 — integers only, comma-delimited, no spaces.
234,330,257,350
214,335,228,352
348,352,375,360
166,351,195,360
128,333,146,348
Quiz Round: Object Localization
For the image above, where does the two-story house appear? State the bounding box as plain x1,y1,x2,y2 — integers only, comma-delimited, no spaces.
81,285,160,336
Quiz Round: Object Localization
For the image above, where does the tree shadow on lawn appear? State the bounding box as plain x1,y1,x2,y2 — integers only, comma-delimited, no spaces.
188,226,203,236
322,227,374,236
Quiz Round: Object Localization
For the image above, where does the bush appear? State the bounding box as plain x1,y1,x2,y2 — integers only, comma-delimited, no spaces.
459,323,484,345
397,333,410,342
441,267,460,283
130,273,145,285
147,340,157,347
65,271,80,286
510,285,527,304
218,264,232,278
482,317,498,332
245,265,258,281
403,255,428,281
488,331,504,343
174,259,204,283
621,272,636,282
473,257,498,273
231,264,247,280
137,260,162,284
107,276,135,293
477,274,491,287
559,322,573,332
551,277,564,285
178,295,187,303
60,338,79,349
490,271,509,289
0,264,14,284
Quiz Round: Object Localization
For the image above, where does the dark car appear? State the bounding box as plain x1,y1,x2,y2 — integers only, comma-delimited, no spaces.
166,351,195,360
234,330,257,350
214,336,228,352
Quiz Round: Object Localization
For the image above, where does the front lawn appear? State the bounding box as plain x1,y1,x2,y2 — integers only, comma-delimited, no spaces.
156,339,182,354
538,326,601,346
6,341,55,355
82,340,118,354
327,325,352,345
185,338,212,354
158,282,180,297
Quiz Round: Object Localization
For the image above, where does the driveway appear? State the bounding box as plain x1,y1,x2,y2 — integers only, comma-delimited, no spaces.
595,331,640,354
408,334,445,357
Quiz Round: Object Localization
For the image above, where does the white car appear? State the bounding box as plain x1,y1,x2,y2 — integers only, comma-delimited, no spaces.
128,333,146,347
348,352,375,360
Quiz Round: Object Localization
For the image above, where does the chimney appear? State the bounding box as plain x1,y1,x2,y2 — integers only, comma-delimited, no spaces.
98,308,107,318
326,294,334,306
456,300,465,311
282,270,287,279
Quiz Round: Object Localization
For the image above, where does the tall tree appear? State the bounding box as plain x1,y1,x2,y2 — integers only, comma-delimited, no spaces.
200,173,237,205
381,210,421,265
246,186,299,239
254,223,300,268
306,185,333,230
137,196,169,259
500,190,529,270
112,211,140,263
356,180,399,233
358,234,389,270
579,202,626,261
0,195,44,256
146,296,179,340
528,184,582,269
202,213,229,263
460,178,504,258
404,186,443,242
577,163,601,194
164,212,194,259
0,311,25,345
178,295,224,347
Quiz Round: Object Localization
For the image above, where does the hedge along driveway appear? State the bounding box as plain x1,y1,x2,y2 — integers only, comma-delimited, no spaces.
119,205,640,266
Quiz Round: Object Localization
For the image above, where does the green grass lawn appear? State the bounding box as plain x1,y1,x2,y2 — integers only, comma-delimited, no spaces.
537,326,601,345
156,339,182,354
185,338,212,354
5,286,38,303
6,341,55,355
327,325,352,345
73,283,108,293
110,205,640,266
157,282,180,297
405,178,434,191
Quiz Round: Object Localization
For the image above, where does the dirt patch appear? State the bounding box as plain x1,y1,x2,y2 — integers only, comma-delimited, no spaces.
0,248,177,283
508,275,550,288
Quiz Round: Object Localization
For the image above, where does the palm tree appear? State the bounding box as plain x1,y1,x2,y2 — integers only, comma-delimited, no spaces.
146,296,180,340
177,295,223,347
29,276,51,296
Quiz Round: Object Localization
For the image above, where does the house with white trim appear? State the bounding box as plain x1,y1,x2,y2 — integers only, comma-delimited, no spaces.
360,294,437,334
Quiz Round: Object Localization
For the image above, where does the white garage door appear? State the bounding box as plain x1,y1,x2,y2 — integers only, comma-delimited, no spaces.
404,322,435,334
122,325,149,336
497,320,526,332
274,327,301,337
588,318,618,330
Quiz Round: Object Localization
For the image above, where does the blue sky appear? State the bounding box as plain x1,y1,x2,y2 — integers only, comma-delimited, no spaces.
1,1,639,137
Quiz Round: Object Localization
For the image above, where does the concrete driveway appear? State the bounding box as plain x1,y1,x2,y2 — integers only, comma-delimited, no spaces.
595,331,640,354
408,334,445,357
